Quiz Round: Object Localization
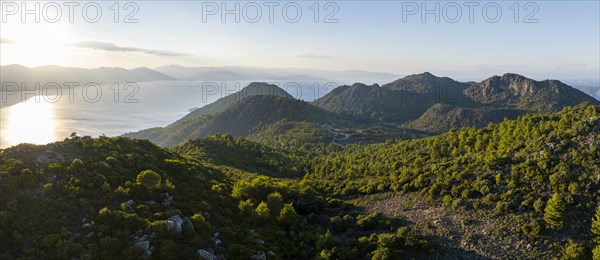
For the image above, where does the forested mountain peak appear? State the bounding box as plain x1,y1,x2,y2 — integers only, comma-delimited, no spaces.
382,72,468,93
175,82,293,124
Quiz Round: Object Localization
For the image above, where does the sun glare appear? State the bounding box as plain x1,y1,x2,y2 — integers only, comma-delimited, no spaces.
1,20,69,67
2,97,56,147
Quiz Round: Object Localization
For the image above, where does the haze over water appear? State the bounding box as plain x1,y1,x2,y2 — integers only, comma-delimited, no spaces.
0,80,339,148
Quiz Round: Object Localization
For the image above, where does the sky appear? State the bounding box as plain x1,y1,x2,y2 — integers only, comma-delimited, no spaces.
0,1,599,82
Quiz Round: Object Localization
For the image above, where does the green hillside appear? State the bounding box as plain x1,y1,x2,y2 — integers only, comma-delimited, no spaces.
2,104,600,259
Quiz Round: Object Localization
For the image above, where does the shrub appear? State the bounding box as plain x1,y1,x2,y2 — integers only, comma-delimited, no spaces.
521,220,542,240
561,240,586,260
533,198,545,213
136,170,162,189
356,212,383,230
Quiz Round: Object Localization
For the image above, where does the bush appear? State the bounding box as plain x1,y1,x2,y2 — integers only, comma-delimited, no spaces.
494,201,509,214
356,212,383,231
521,220,542,240
238,199,255,217
136,170,162,189
533,198,545,213
191,213,211,233
561,240,586,260
330,215,354,232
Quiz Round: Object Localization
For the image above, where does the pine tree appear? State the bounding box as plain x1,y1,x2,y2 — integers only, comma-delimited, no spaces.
593,244,600,260
278,203,300,227
592,206,600,238
267,192,284,215
544,193,566,228
255,201,271,218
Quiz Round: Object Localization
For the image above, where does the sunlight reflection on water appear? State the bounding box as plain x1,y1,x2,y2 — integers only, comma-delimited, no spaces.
2,96,56,147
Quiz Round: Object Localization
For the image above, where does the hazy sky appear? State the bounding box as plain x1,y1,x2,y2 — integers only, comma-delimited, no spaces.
1,1,599,81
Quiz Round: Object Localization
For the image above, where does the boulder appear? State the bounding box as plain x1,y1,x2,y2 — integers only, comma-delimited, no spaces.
123,200,134,207
133,240,150,251
182,217,195,233
165,215,183,233
165,221,175,232
251,251,266,260
196,249,217,260
254,239,265,245
161,192,173,206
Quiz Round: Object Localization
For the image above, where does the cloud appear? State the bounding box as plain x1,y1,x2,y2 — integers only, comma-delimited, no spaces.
297,52,331,59
73,41,186,56
0,38,15,44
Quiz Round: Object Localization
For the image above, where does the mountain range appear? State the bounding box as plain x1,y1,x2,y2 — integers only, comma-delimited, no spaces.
124,72,599,147
153,65,399,83
0,64,175,86
0,64,400,86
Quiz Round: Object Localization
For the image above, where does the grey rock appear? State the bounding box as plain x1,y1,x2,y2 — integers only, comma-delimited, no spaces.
254,239,265,245
251,251,266,260
165,220,175,232
161,192,173,206
196,249,217,260
165,215,183,233
182,217,195,233
133,240,150,251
